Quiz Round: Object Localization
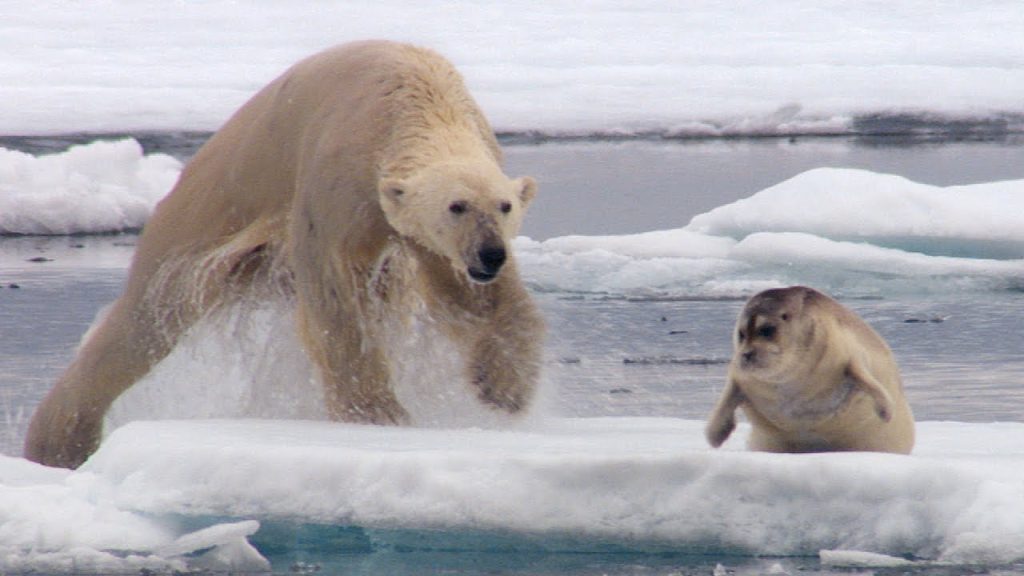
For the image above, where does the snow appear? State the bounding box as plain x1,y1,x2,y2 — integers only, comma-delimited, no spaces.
689,168,1024,252
0,453,266,573
516,168,1024,297
0,139,180,235
2,418,1023,572
1,1,1022,136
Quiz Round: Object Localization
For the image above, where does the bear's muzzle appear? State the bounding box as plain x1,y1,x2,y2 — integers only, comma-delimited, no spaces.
467,245,506,283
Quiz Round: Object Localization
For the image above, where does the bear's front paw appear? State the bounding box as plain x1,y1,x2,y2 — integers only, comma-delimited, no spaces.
332,396,410,426
476,383,526,413
473,368,530,414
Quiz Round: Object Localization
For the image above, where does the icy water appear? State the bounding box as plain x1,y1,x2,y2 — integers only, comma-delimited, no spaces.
3,240,1022,444
2,135,1024,575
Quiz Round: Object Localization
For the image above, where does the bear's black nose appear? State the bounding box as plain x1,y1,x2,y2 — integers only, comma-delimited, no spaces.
479,246,506,273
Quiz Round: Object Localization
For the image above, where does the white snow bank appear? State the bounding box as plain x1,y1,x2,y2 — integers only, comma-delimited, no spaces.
531,229,735,260
517,168,1024,296
2,2,1023,135
731,232,1024,277
2,418,1022,571
688,168,1024,258
0,139,180,235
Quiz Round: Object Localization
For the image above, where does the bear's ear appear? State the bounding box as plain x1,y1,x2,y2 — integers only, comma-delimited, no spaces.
378,178,407,207
515,176,537,206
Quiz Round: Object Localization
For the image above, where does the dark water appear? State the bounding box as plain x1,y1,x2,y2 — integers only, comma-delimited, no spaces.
541,291,1024,423
2,135,1024,574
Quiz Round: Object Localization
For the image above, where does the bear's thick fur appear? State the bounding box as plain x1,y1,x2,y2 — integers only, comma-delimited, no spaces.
25,40,544,469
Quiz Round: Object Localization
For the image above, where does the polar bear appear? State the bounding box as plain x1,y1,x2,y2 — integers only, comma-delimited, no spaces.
25,40,544,469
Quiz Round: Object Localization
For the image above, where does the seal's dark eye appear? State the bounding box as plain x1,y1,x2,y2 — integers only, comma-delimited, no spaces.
781,313,790,321
737,329,746,342
500,201,512,214
449,201,467,214
757,325,777,339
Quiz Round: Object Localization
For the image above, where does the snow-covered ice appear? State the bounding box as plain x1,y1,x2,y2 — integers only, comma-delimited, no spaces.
2,0,1022,296
518,168,1024,297
0,139,180,235
3,418,1023,572
688,168,1024,258
0,452,267,573
1,1,1022,136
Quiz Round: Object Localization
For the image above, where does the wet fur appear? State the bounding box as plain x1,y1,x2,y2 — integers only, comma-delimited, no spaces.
25,40,544,468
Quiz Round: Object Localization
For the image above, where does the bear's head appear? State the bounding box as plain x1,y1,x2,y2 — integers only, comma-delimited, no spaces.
378,161,537,284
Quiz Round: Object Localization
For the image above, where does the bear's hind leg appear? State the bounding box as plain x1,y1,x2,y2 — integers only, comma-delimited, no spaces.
24,224,280,468
24,297,175,468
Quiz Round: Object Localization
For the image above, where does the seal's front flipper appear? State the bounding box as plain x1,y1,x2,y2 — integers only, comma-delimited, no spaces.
705,380,745,448
845,361,895,422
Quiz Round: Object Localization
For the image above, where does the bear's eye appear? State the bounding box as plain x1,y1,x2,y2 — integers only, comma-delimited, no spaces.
449,201,468,215
499,201,512,214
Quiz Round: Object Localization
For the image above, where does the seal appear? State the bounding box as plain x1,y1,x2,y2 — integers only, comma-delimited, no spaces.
705,285,915,454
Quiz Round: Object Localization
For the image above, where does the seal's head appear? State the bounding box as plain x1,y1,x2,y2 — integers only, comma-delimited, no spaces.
732,286,823,378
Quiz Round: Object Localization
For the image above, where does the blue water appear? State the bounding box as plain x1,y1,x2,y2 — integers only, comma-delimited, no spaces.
246,521,824,575
2,135,1024,574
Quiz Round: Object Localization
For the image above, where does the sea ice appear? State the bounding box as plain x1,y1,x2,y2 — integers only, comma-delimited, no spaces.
3,417,1022,572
